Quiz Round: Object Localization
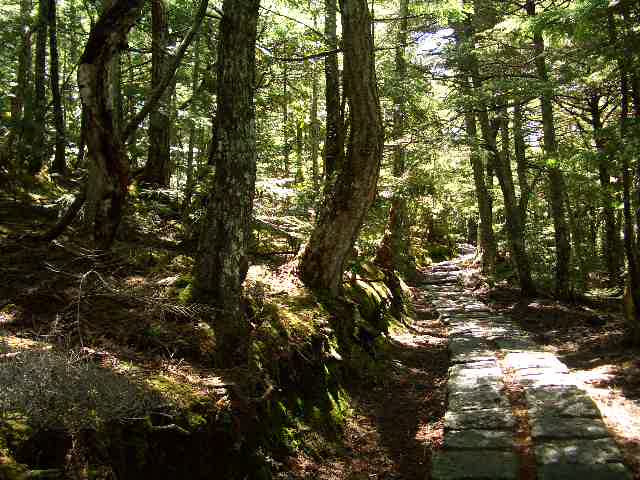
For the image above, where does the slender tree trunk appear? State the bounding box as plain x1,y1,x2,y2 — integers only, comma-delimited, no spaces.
376,0,415,277
79,0,143,248
48,0,66,174
183,37,201,213
609,10,640,339
589,94,622,283
8,0,33,166
142,0,172,187
295,121,304,183
282,63,290,177
526,0,571,298
323,0,344,179
456,16,496,273
309,59,320,189
513,101,530,226
32,0,49,174
298,0,383,295
193,0,260,332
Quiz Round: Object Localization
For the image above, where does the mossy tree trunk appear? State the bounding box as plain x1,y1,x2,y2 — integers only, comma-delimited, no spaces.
193,0,260,347
298,0,384,295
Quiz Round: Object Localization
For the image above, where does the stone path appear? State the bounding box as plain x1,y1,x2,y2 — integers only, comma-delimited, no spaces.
426,257,633,480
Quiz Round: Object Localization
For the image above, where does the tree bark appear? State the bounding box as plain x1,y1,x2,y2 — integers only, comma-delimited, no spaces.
297,0,384,295
8,0,33,167
309,58,320,189
589,94,622,283
526,0,571,298
48,0,66,175
376,0,415,278
183,37,202,213
142,0,172,187
323,0,344,179
79,0,144,248
513,101,530,226
32,0,48,174
193,0,260,327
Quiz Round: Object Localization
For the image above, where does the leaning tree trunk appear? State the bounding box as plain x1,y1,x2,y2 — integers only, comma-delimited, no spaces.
192,0,260,330
513,101,530,226
48,0,66,175
142,0,172,187
526,0,571,298
323,0,344,179
298,0,384,295
79,0,144,248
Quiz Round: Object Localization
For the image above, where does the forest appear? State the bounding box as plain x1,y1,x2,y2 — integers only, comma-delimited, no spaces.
0,0,639,478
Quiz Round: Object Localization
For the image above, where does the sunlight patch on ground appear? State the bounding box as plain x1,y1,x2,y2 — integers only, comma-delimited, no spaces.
574,365,640,475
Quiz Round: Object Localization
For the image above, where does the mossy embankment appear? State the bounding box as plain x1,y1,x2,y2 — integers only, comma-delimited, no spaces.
0,248,412,479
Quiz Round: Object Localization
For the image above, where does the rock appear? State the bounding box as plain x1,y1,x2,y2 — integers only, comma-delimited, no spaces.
526,386,601,418
444,407,515,430
530,416,609,440
448,385,510,412
537,462,632,480
431,450,519,480
444,429,515,451
535,438,624,465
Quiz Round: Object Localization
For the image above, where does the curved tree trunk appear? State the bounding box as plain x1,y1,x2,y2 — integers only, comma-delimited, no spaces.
79,0,144,248
298,0,384,295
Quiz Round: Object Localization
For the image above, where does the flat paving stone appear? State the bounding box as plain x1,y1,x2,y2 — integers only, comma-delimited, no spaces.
444,429,515,450
526,386,601,418
448,387,510,412
535,438,624,464
445,407,515,430
431,450,519,480
495,337,537,350
537,462,633,480
531,416,609,440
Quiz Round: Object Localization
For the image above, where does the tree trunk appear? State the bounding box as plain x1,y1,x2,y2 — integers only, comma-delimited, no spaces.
377,0,415,278
79,0,144,248
282,63,290,177
609,10,640,340
32,0,48,174
323,0,344,179
526,0,571,298
193,0,260,328
295,121,304,183
297,0,383,295
142,0,172,187
48,0,66,175
183,37,202,213
513,101,530,226
309,58,320,189
589,94,622,283
8,0,33,166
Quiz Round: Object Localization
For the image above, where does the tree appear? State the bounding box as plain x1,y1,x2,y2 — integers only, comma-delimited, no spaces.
142,0,172,187
192,0,260,353
48,0,66,175
297,0,384,295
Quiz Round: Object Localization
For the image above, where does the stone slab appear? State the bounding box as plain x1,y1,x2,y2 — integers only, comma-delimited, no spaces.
445,407,515,430
531,416,609,440
448,387,510,412
444,429,515,451
526,387,601,418
431,450,519,480
537,463,633,480
535,438,624,465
